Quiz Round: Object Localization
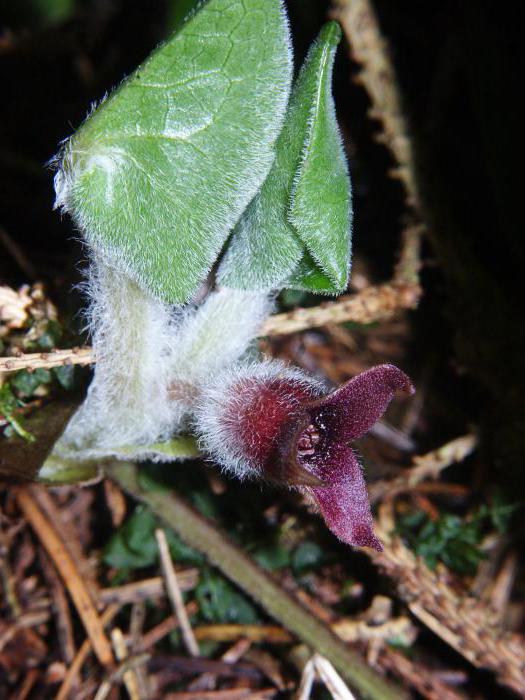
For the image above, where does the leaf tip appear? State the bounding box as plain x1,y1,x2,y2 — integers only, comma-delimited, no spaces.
319,20,342,48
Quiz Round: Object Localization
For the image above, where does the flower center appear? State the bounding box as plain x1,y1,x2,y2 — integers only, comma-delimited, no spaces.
297,423,322,458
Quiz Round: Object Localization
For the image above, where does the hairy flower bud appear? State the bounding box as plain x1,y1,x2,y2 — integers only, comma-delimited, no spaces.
196,360,415,550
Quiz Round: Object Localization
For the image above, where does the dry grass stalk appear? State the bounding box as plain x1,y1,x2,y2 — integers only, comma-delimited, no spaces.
55,604,120,700
369,433,478,504
0,280,420,374
155,528,200,657
163,689,276,700
296,656,316,700
111,627,142,700
378,648,466,700
313,654,357,700
15,486,114,669
331,0,419,207
99,571,199,606
368,521,525,696
137,601,199,652
94,653,150,700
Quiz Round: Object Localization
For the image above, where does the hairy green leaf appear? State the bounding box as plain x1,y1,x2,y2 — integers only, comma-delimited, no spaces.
218,21,351,294
56,0,292,303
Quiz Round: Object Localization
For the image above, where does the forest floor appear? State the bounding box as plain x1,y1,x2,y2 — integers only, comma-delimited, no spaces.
1,1,524,699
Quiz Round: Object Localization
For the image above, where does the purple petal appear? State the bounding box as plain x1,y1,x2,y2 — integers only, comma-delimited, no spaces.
307,364,414,442
306,444,382,550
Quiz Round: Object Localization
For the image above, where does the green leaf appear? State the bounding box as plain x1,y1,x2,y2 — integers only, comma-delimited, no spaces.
37,320,63,350
103,506,159,569
292,541,323,572
103,504,204,569
289,23,351,290
252,540,290,571
166,0,200,31
11,368,52,397
218,21,351,294
53,364,77,391
196,568,259,624
56,0,292,304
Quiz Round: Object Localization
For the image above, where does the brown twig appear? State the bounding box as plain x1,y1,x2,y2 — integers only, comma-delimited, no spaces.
138,601,199,652
99,571,199,606
55,604,120,700
38,548,76,664
163,690,276,700
111,627,142,700
368,515,525,696
0,346,93,373
331,0,419,207
15,486,114,669
155,528,200,657
0,281,420,374
0,224,37,280
378,648,466,700
194,625,293,644
94,653,150,700
369,433,478,504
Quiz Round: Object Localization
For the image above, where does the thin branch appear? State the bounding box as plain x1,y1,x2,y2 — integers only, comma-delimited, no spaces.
369,433,478,503
0,346,93,373
368,515,525,696
55,605,121,700
262,281,420,336
99,571,199,606
0,281,420,374
331,0,419,207
111,627,142,700
155,528,200,657
313,654,357,700
111,462,407,700
15,486,114,669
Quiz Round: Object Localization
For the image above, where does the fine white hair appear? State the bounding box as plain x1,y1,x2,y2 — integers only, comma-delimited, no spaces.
194,359,325,480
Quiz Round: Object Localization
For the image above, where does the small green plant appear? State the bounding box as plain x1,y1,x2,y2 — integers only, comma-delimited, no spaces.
396,496,516,575
47,0,412,550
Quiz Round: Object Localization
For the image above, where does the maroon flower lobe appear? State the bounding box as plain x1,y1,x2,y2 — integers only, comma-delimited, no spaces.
198,363,414,550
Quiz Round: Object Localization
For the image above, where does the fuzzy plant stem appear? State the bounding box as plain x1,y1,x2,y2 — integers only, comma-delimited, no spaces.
110,462,407,700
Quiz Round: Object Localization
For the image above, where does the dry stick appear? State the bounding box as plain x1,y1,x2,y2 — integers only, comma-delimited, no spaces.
15,487,114,669
378,648,466,700
30,485,99,606
194,625,293,645
99,571,198,606
368,520,525,696
0,281,420,375
38,548,76,664
111,627,142,700
94,654,151,700
296,657,316,700
155,528,200,657
331,0,419,208
111,462,407,700
56,604,121,700
369,433,478,504
164,690,276,700
138,600,199,652
313,654,357,700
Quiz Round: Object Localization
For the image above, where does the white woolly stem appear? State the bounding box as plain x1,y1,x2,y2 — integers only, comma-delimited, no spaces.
55,260,177,459
54,263,273,462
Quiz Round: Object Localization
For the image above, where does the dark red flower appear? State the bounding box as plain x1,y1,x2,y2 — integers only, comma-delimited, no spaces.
196,362,414,550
